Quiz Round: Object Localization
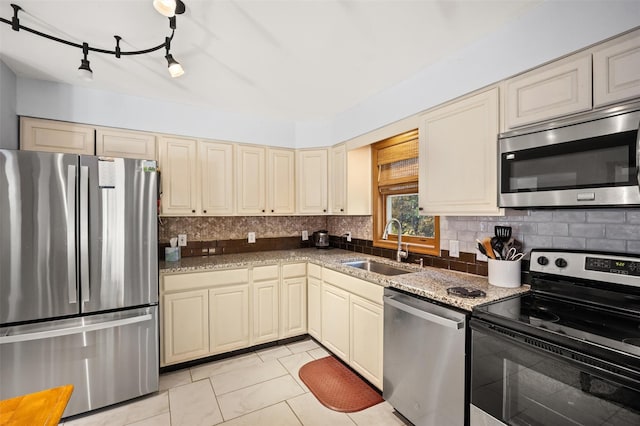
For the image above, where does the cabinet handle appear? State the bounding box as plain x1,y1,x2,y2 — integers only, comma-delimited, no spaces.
192,209,196,213
203,210,207,213
323,209,326,213
418,207,424,211
340,208,344,212
271,209,274,213
262,209,265,213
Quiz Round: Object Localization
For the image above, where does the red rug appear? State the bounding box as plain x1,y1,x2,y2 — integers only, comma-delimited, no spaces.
299,356,383,412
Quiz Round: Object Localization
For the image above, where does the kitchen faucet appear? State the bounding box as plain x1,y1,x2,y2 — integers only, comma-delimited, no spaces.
382,218,408,262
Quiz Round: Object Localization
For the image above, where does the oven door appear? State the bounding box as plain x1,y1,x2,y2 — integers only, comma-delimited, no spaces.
470,319,640,426
498,105,640,207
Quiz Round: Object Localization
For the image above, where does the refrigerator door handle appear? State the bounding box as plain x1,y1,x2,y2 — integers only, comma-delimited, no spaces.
80,166,90,303
0,313,153,344
67,165,77,304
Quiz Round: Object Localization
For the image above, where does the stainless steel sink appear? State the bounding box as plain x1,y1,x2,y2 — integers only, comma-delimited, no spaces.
342,259,414,276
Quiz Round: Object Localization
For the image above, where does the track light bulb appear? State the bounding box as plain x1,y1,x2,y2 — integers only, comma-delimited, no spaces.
165,54,184,78
153,0,177,17
78,58,93,81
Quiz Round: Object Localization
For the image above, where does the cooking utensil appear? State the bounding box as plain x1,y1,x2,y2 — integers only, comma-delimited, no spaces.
495,226,512,242
505,247,524,261
490,236,504,260
476,239,488,257
482,237,496,260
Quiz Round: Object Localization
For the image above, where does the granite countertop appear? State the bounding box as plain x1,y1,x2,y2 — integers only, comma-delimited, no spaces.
159,248,529,311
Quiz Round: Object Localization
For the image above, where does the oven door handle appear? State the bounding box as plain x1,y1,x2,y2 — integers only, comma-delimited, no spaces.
636,117,640,191
384,295,465,329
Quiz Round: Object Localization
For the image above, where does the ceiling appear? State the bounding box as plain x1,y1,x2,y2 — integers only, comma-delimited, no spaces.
0,0,542,122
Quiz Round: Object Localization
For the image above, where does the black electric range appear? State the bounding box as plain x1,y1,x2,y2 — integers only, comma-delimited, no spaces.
471,249,640,425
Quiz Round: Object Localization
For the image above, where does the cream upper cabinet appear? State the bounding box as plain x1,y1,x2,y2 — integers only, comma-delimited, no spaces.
330,144,372,215
307,263,322,341
297,149,328,214
350,294,383,389
419,87,502,216
162,289,209,365
593,29,640,108
329,144,347,214
267,148,295,214
96,128,156,160
158,136,198,215
252,265,280,345
237,145,266,215
200,140,235,215
20,117,95,155
505,54,592,129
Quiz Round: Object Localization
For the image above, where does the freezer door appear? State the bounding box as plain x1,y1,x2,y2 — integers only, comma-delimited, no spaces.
0,150,79,324
0,306,159,418
79,157,158,313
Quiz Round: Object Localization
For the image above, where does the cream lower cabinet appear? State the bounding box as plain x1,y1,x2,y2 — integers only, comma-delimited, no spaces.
419,87,501,216
321,267,384,389
350,294,383,388
252,265,280,345
281,263,307,338
210,284,250,354
163,289,210,365
307,263,322,340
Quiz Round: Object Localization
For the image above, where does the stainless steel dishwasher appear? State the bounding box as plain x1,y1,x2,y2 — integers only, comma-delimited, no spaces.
383,287,469,426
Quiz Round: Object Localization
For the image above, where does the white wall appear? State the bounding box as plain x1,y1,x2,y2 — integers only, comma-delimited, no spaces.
0,60,18,149
14,1,640,148
16,77,297,148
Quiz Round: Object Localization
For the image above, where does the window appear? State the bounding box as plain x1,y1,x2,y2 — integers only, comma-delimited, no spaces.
372,130,439,255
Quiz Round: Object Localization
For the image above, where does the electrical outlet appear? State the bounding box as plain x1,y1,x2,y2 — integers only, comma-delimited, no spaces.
449,240,460,258
346,231,352,242
302,230,309,241
248,232,256,243
177,234,187,247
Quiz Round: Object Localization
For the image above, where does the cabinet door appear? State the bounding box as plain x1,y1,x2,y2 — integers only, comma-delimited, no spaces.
346,146,372,215
419,87,501,215
20,117,94,155
593,30,640,108
158,136,198,215
267,148,295,214
200,140,234,215
296,149,328,214
329,144,347,214
505,54,592,128
307,276,322,340
321,283,350,361
163,290,209,365
237,145,266,215
281,277,307,338
209,285,250,354
96,128,156,160
350,294,383,389
252,279,279,345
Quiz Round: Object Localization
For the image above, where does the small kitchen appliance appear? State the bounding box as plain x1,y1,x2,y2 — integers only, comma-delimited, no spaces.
471,249,640,425
313,230,329,248
498,101,640,208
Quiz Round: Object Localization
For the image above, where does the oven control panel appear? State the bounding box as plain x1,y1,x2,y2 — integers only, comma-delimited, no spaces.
585,257,640,277
530,250,640,287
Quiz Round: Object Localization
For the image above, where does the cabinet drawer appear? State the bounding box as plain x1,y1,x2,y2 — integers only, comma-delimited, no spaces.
322,268,383,305
253,264,279,281
308,263,322,279
162,268,249,292
283,262,306,278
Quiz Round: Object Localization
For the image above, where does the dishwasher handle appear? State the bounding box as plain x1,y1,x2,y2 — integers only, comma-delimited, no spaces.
384,294,465,330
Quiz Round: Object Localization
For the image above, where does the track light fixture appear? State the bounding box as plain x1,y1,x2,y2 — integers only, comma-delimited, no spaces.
0,2,186,80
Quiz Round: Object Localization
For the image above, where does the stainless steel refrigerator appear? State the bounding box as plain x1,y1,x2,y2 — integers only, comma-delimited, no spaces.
0,149,159,418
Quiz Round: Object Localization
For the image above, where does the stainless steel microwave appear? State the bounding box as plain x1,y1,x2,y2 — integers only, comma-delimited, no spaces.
498,102,640,208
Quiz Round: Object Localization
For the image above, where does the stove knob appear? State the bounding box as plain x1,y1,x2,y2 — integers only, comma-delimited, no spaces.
537,256,549,266
555,258,568,268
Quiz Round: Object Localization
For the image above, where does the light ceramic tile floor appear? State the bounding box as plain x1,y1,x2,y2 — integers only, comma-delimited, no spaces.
61,339,405,426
